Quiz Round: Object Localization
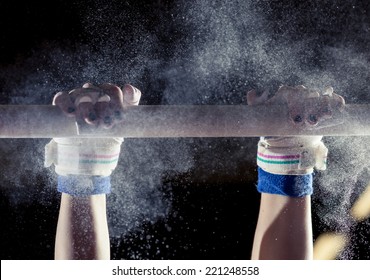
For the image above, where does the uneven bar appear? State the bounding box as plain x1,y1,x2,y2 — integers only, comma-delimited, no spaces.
0,104,369,138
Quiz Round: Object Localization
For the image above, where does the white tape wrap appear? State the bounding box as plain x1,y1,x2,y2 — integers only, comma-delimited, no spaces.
45,138,123,176
257,136,328,175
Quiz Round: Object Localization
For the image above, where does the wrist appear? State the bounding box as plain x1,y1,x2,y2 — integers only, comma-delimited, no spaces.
57,175,111,197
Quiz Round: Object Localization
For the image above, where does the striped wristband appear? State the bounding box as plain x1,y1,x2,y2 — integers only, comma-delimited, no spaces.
256,137,328,175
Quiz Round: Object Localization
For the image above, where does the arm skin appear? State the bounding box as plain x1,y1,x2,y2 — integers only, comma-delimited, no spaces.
251,193,313,260
54,193,110,260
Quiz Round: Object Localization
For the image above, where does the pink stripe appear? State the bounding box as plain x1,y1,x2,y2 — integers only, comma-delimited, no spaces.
60,152,120,159
257,152,300,160
79,153,120,159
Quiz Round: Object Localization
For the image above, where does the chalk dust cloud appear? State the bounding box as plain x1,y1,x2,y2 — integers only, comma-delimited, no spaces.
0,0,369,259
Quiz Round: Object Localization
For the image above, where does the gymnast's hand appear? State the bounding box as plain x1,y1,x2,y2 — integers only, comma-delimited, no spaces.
52,82,141,129
247,85,345,128
44,83,141,187
247,85,345,175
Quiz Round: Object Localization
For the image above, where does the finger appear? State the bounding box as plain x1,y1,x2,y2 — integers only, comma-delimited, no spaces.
306,112,319,126
305,89,345,126
246,89,269,105
275,85,304,104
99,83,124,105
53,91,76,116
96,92,114,129
296,85,307,90
323,86,334,97
306,95,331,123
288,102,306,125
71,88,102,105
276,85,298,97
77,101,99,126
246,90,257,105
318,88,345,118
122,84,141,106
321,87,342,114
95,101,114,129
293,86,319,99
307,89,320,98
99,83,125,122
330,92,346,111
82,82,100,89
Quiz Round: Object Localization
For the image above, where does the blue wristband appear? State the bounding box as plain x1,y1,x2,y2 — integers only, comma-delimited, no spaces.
57,175,111,196
257,167,313,197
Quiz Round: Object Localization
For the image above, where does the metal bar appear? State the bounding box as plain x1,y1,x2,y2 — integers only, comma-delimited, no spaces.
0,104,369,138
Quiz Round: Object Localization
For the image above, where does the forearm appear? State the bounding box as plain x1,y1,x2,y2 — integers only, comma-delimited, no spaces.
251,193,313,260
251,167,314,260
55,193,110,260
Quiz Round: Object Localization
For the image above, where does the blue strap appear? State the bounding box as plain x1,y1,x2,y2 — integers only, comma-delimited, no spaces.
57,175,111,196
257,167,313,197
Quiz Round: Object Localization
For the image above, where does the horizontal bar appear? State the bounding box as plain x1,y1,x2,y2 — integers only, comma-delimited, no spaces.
0,104,369,138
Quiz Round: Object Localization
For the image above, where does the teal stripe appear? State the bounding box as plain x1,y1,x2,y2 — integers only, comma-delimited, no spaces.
79,159,118,164
257,156,300,165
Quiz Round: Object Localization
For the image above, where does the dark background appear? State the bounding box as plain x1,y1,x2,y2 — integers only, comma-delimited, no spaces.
0,0,369,260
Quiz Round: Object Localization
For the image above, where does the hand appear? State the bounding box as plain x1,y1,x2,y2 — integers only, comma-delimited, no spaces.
247,85,345,175
247,85,345,127
45,83,141,178
53,82,141,129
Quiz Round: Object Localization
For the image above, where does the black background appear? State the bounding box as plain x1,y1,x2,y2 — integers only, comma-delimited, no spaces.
0,0,369,260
